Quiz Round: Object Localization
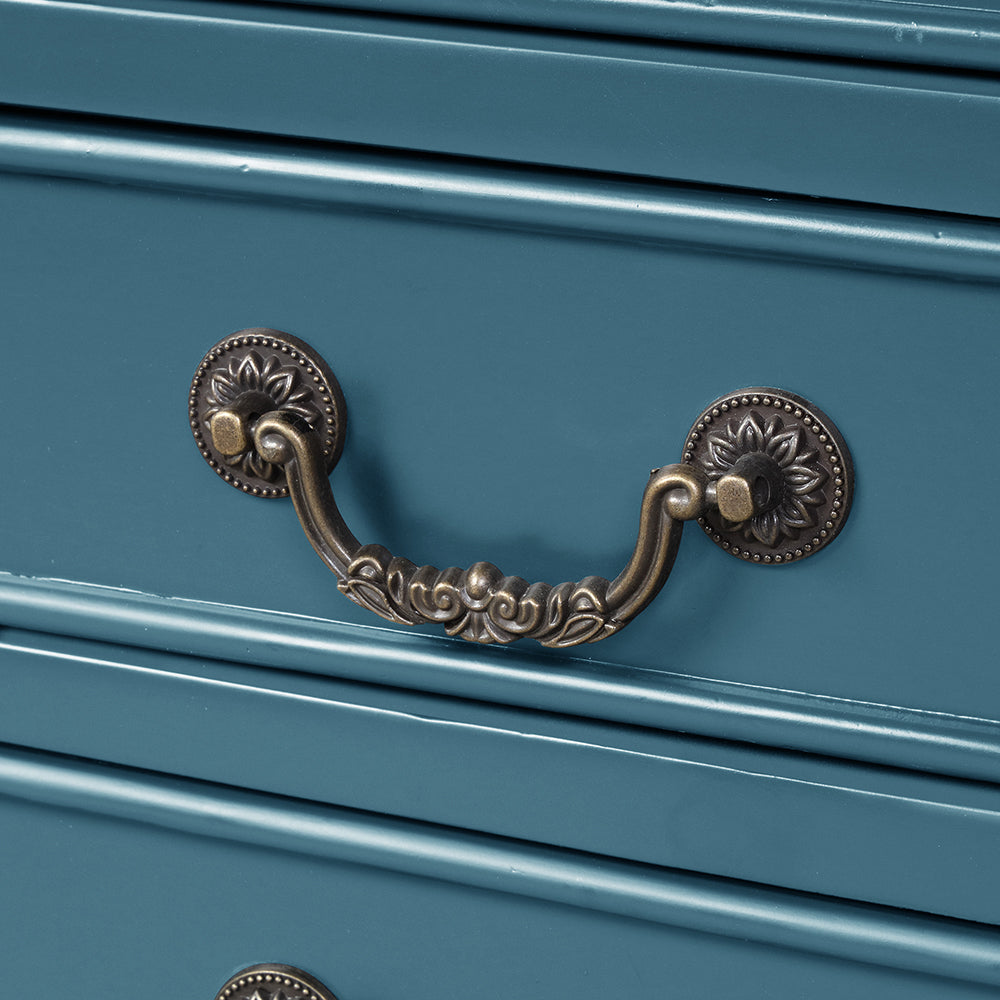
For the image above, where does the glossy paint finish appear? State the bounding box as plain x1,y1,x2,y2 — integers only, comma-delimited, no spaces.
4,626,1000,925
4,574,1000,783
3,0,1000,215
287,0,1000,72
3,745,1000,993
7,779,995,1000
3,110,999,282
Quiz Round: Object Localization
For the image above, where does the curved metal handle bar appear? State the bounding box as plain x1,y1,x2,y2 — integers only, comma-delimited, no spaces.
190,331,853,649
255,411,710,647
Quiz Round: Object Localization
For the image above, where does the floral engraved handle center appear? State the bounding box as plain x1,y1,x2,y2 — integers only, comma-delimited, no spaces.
703,409,828,547
204,349,322,484
341,546,622,647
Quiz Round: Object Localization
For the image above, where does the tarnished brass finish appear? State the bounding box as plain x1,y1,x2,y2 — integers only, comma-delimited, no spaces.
214,964,338,1000
253,408,706,646
191,332,854,646
682,389,855,563
189,330,347,498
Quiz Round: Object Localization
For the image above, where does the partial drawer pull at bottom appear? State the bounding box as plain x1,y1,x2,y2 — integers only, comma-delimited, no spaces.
215,964,339,1000
190,329,854,648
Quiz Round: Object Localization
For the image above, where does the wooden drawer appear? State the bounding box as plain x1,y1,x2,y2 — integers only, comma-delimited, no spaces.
0,111,998,718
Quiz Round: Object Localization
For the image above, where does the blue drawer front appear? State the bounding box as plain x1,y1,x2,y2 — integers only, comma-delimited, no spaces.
0,133,997,720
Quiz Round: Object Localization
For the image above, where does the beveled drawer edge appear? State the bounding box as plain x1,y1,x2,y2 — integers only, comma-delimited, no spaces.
283,0,1000,74
2,572,998,784
2,743,999,989
2,109,999,283
7,626,1000,926
7,1,1000,217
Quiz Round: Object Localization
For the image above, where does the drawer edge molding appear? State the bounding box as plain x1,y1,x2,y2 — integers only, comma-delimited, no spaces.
2,743,1000,989
2,572,999,783
1,110,999,283
288,0,1000,74
4,0,1000,217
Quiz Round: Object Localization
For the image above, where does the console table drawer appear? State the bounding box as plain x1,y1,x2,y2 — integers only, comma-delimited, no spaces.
1,113,997,718
2,11,1000,991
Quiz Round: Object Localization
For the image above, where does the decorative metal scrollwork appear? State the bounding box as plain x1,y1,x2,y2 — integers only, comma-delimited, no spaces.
190,330,854,647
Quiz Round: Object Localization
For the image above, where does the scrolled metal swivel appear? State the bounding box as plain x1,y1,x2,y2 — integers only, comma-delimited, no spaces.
190,329,854,648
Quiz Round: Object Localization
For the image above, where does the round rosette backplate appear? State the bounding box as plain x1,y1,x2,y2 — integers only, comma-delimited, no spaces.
682,388,854,563
214,964,339,1000
190,328,347,497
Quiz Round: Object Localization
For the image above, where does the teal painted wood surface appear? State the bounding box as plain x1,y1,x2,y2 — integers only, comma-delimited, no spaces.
279,0,1000,72
2,745,1000,995
3,0,1000,216
3,110,999,282
4,574,1000,784
3,627,1000,925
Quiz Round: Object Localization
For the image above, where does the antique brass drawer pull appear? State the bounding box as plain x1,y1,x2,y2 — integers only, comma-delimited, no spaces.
191,330,853,648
